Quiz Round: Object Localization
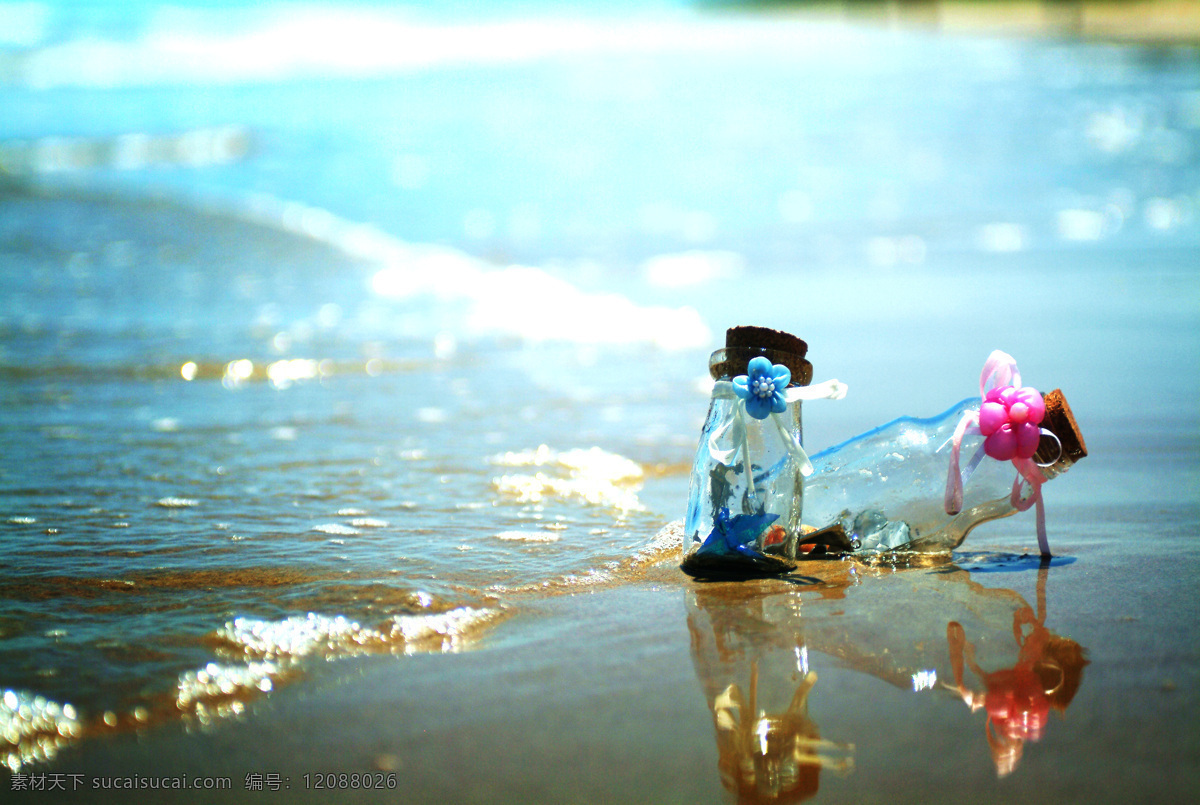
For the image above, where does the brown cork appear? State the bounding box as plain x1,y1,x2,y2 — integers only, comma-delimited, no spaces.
1036,389,1087,467
725,326,808,358
710,326,813,387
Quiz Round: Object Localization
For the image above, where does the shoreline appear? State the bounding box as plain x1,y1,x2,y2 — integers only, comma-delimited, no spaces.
710,1,1200,45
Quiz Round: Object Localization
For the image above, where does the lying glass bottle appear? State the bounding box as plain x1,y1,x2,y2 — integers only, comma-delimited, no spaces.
803,376,1086,557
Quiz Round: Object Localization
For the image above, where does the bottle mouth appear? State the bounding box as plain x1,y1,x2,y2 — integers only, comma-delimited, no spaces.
1035,389,1087,471
708,347,813,387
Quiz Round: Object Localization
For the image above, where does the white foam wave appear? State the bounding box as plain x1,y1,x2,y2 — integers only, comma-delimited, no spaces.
1,689,82,772
372,256,709,349
215,608,504,660
155,496,199,508
175,661,280,724
385,607,507,653
312,523,360,536
230,193,710,350
493,474,645,512
491,445,645,513
492,445,643,480
494,530,561,543
215,614,375,659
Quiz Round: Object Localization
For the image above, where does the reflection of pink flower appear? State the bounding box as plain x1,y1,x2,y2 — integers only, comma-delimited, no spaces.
983,668,1050,741
978,386,1045,461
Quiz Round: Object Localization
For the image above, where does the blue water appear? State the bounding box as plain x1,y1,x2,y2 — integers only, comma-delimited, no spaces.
1,0,1198,788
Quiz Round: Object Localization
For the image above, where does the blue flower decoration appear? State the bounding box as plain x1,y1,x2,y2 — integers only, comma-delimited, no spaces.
732,356,790,420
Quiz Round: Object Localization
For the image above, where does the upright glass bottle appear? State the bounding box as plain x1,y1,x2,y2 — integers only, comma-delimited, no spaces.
802,389,1086,555
683,327,814,576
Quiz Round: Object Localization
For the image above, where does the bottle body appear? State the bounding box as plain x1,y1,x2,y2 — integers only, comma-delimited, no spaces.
685,393,805,559
803,398,1063,554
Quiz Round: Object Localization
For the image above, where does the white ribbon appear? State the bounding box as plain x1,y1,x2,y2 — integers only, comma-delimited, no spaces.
708,379,847,482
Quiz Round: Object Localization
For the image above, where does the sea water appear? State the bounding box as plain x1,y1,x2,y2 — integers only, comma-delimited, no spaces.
2,0,1198,777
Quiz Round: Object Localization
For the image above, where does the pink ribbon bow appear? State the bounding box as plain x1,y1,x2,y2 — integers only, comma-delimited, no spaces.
944,351,1058,557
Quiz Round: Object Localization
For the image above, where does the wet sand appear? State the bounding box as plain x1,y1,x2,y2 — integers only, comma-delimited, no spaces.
29,488,1200,802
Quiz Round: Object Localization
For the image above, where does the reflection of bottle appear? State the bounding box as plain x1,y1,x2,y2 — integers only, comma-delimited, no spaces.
687,583,854,803
792,556,1089,778
684,327,846,578
803,386,1086,555
945,567,1089,777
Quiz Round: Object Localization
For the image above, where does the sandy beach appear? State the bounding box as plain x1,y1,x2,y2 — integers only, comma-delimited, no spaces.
34,521,1200,803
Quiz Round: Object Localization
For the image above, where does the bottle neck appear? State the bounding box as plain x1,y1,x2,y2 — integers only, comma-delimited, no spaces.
708,347,813,387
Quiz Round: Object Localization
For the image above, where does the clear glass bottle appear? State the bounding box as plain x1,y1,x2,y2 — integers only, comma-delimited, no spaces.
684,327,814,576
802,389,1086,554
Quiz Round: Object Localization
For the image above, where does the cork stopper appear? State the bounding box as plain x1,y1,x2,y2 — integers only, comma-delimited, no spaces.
1036,389,1087,468
725,326,808,358
709,326,813,387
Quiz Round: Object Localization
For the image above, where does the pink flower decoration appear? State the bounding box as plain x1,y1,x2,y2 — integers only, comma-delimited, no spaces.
978,386,1045,461
946,350,1056,558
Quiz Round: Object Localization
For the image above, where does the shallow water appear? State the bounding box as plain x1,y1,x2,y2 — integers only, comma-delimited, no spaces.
1,0,1199,799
